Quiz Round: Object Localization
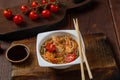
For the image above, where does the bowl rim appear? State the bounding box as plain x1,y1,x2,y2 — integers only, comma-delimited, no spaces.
36,30,85,67
6,44,30,63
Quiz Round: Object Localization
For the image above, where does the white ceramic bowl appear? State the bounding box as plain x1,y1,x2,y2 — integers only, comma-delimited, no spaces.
36,30,85,69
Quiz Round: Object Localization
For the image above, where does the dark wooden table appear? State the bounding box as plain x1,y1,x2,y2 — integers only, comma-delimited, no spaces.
0,0,120,80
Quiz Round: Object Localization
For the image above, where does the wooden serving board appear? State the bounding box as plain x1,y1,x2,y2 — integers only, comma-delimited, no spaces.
11,33,120,80
0,0,90,41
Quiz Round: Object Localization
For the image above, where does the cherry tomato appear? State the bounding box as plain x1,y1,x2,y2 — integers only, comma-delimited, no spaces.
41,9,51,18
29,11,39,20
46,43,56,52
3,9,12,18
13,15,23,24
42,0,48,4
50,0,56,2
50,4,59,13
20,5,28,13
31,1,38,8
65,54,76,63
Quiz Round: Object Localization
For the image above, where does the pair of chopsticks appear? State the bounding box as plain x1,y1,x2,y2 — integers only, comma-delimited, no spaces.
73,18,93,80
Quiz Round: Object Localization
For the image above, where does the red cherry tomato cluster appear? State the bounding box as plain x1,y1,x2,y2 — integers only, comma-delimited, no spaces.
20,0,60,20
3,0,61,24
3,8,23,24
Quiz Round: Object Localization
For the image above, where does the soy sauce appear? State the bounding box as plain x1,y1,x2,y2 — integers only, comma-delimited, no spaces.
7,45,28,61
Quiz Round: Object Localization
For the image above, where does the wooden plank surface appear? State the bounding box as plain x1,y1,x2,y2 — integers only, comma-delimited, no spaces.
109,0,120,48
108,0,120,69
68,0,120,67
109,0,120,49
11,33,120,80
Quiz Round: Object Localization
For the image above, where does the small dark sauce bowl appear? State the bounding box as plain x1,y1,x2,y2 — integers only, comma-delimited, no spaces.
6,44,30,63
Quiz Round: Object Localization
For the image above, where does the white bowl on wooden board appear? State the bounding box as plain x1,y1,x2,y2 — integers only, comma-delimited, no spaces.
36,30,85,69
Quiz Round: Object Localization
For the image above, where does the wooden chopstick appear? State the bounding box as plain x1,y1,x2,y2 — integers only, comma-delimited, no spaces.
75,18,93,79
73,18,85,80
73,18,93,80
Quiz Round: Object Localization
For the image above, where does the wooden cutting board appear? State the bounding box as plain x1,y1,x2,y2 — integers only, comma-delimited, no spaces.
0,0,91,41
11,33,120,80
